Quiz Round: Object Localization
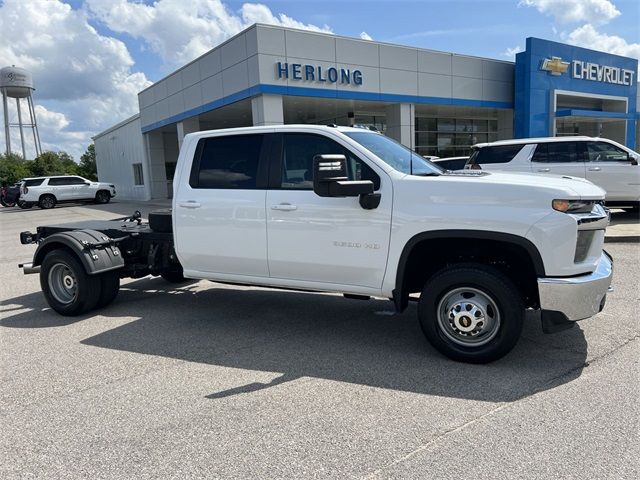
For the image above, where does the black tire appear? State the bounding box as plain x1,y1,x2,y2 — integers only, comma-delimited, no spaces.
39,194,56,209
149,209,173,233
95,190,111,204
160,270,186,283
418,263,524,364
40,249,102,316
18,201,33,209
96,272,120,309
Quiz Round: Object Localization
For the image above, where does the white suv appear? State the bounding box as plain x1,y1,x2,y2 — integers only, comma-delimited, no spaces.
20,176,116,209
465,136,640,210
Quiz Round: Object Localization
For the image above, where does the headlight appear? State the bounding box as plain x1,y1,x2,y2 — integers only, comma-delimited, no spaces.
552,199,597,213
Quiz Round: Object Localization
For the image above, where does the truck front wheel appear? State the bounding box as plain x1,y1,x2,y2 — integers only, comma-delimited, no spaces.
418,264,524,363
40,249,101,316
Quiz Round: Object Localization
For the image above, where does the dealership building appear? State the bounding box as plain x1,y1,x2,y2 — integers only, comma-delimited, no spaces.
94,24,639,200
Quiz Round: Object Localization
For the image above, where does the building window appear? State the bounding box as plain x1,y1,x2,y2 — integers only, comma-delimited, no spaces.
415,117,498,158
133,163,144,185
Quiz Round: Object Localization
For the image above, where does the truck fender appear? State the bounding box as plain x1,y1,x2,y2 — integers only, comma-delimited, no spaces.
33,229,125,275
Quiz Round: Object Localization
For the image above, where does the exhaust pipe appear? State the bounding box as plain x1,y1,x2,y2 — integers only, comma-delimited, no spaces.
19,263,41,275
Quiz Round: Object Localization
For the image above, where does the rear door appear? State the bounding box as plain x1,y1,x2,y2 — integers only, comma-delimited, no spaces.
265,132,392,288
530,141,586,178
47,177,75,200
173,132,271,278
584,141,640,202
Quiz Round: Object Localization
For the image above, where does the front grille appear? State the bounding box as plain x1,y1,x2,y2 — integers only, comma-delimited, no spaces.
574,230,595,263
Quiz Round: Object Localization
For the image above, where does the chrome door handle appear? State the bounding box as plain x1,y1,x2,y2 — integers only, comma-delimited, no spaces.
537,168,550,172
178,201,201,208
271,203,297,211
588,167,601,171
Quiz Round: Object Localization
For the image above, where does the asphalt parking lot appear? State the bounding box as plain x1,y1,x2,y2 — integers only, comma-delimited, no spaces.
1,201,638,479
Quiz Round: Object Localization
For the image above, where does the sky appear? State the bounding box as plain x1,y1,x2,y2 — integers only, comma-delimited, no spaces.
0,0,638,161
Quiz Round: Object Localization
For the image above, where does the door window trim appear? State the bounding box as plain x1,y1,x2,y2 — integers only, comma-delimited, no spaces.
188,133,271,190
269,132,381,191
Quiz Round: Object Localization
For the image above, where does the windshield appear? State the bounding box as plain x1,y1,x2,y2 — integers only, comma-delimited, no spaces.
343,131,444,176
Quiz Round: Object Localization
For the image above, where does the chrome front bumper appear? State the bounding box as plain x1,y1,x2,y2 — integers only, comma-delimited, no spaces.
537,251,613,321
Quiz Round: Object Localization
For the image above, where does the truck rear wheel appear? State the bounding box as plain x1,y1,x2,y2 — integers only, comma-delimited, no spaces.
418,263,524,363
40,249,102,316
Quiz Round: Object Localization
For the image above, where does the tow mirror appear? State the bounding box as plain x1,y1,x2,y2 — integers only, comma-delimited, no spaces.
313,154,380,209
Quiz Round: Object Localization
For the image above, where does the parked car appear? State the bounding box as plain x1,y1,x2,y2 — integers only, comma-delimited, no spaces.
464,136,640,210
19,176,116,209
18,125,612,363
1,182,22,207
432,156,469,171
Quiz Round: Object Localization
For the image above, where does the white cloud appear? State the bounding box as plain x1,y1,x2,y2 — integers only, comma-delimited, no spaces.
520,0,620,25
503,45,523,59
565,24,640,63
359,31,373,41
0,0,332,160
86,0,333,66
0,0,150,159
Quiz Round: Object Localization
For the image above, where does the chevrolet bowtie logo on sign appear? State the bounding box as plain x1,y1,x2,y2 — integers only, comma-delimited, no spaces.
541,57,570,76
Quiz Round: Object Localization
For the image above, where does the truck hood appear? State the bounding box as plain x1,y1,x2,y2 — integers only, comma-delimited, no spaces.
442,170,605,199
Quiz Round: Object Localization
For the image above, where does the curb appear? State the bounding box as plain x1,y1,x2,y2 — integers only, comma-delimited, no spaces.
604,235,640,243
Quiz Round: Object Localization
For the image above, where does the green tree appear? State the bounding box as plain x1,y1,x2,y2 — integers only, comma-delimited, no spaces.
77,144,97,181
31,151,77,177
0,152,32,185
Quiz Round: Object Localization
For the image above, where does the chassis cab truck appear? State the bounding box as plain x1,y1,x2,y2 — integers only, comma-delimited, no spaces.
19,125,613,363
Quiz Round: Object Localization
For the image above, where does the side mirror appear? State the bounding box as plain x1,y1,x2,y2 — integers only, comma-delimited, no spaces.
313,154,379,208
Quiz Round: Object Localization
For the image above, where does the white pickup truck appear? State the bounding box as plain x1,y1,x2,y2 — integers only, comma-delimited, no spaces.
18,125,613,363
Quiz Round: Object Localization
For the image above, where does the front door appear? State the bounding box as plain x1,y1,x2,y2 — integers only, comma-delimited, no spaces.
530,141,586,178
584,141,640,202
173,133,270,277
266,132,392,289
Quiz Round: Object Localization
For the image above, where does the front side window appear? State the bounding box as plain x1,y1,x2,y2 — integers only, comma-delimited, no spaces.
68,177,86,185
281,133,380,190
586,142,629,162
344,131,442,176
190,134,264,189
532,142,579,163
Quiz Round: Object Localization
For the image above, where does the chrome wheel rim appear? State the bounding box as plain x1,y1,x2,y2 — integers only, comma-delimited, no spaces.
436,287,501,347
48,263,77,305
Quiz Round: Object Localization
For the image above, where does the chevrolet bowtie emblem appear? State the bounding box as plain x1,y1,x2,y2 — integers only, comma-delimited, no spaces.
541,56,570,76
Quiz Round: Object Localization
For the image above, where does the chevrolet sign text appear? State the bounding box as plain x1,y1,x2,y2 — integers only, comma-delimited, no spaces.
572,61,635,86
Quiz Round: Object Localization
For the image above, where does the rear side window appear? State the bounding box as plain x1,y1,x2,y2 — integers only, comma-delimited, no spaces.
23,179,44,187
47,177,73,186
469,145,524,165
190,134,264,189
532,142,580,163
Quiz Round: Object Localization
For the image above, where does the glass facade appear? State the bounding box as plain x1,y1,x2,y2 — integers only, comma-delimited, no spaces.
415,117,498,157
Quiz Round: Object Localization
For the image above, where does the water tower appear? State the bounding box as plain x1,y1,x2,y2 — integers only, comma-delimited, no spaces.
1,66,42,159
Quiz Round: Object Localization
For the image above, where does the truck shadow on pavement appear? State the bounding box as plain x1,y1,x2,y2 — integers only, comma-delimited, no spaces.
1,276,589,403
